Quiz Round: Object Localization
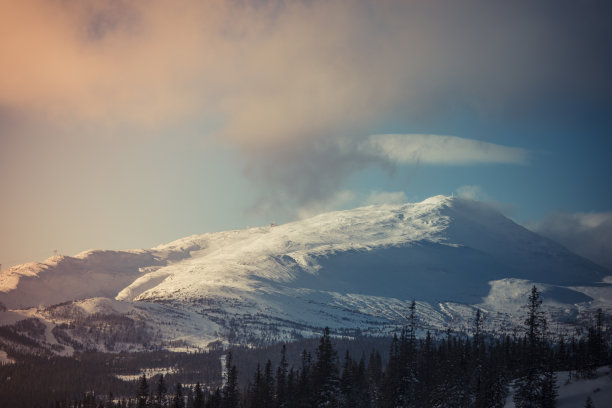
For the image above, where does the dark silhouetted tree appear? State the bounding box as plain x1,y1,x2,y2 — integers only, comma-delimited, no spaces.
276,345,288,408
193,383,204,408
222,352,240,408
137,374,149,408
514,285,555,408
156,374,167,407
313,327,340,407
173,383,185,408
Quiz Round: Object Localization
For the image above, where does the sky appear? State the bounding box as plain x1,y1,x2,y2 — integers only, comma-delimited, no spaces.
1,0,611,270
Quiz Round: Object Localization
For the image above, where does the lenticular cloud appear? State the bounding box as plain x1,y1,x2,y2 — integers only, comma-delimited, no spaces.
361,134,529,166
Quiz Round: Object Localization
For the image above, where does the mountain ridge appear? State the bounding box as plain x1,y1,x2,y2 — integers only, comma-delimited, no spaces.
1,195,611,353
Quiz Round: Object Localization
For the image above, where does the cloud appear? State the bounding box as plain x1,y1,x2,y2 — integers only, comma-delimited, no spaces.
454,185,518,215
1,0,608,214
362,134,529,166
296,190,356,220
455,185,491,201
364,191,407,206
530,212,612,270
295,189,408,219
3,0,610,138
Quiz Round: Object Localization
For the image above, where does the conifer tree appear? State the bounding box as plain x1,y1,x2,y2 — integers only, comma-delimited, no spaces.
263,359,275,406
540,359,558,408
276,345,288,408
525,285,545,349
556,337,567,371
472,310,487,408
382,334,400,408
296,350,313,408
514,285,554,408
186,386,194,408
248,363,264,408
417,331,435,407
205,389,221,408
313,327,340,407
136,374,149,408
173,383,185,408
222,352,240,408
193,383,204,408
585,308,606,375
156,374,167,407
478,345,508,408
105,392,115,408
340,350,355,407
398,301,418,407
357,354,371,408
367,349,383,407
286,367,297,408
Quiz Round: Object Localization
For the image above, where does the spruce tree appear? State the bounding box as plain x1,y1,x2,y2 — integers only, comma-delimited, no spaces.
193,383,204,408
263,359,275,406
222,352,240,408
105,392,115,408
525,285,545,349
356,354,370,408
136,374,149,408
156,374,167,407
540,360,558,408
276,345,288,408
313,327,340,407
296,350,313,408
478,346,508,408
186,386,194,408
173,383,185,408
556,337,567,371
249,363,265,408
205,389,221,408
286,367,297,408
472,310,487,408
396,301,418,407
417,331,435,407
340,350,355,407
514,285,555,408
382,334,400,407
367,349,383,407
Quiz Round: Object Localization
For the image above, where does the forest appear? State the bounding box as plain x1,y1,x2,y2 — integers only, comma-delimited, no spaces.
0,286,610,408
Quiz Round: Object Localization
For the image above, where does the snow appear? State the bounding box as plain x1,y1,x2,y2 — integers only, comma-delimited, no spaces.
556,368,612,408
1,195,611,349
0,349,14,365
115,367,178,382
504,367,612,408
0,250,165,309
220,354,227,387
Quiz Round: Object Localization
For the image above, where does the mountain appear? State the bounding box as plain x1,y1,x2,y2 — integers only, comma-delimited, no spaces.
1,195,611,354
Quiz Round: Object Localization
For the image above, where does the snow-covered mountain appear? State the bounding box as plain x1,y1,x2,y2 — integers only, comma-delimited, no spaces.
1,195,611,353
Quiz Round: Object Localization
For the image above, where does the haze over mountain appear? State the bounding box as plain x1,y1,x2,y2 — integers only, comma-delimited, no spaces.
1,196,610,353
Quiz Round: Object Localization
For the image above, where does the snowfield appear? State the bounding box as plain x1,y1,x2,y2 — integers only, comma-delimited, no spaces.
1,195,611,351
504,367,612,408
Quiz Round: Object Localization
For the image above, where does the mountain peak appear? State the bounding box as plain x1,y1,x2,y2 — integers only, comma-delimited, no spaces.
1,195,610,351
421,194,455,205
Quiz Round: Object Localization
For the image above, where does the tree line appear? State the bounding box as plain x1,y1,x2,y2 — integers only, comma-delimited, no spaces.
3,286,610,407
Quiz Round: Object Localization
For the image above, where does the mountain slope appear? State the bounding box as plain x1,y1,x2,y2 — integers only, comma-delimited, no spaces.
118,195,608,305
1,195,610,352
